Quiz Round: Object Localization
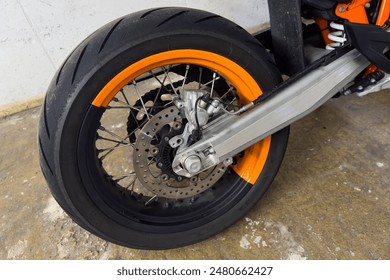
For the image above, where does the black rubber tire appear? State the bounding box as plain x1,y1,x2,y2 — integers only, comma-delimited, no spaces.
38,7,289,249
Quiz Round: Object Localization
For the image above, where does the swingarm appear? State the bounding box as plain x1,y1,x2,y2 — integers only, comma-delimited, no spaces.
172,49,370,177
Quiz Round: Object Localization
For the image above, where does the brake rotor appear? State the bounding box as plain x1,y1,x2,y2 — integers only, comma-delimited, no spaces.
133,106,226,199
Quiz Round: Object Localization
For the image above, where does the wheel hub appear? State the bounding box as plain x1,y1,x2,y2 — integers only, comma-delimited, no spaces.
133,106,226,199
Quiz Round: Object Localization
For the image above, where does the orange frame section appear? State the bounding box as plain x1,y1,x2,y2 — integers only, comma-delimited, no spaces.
336,0,390,25
92,49,272,185
335,0,371,24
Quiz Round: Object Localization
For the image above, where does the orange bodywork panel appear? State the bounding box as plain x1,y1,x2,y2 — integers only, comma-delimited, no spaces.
376,0,390,25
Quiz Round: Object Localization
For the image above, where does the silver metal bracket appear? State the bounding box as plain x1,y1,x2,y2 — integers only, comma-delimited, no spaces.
357,73,390,97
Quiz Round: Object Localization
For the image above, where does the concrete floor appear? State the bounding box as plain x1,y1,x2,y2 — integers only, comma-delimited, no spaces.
0,90,389,260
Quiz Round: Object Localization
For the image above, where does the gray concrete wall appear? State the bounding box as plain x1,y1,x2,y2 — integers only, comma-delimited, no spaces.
0,0,269,108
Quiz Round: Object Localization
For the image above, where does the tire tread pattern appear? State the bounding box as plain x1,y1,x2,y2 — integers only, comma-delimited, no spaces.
156,10,188,27
71,44,88,84
98,18,124,53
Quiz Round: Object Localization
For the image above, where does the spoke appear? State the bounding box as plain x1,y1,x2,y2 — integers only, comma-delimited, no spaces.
182,64,190,89
147,157,157,166
153,80,165,107
110,98,140,112
145,195,158,206
220,86,235,100
223,97,239,112
108,105,170,110
162,66,178,96
112,172,136,178
98,136,131,160
98,135,128,145
125,177,137,192
99,126,130,145
120,89,131,106
130,118,149,134
163,100,174,107
149,70,171,96
198,67,203,89
210,72,217,98
98,119,148,160
129,108,140,129
107,106,137,109
133,80,151,121
98,143,132,154
128,105,170,109
228,97,238,105
111,172,136,182
201,73,221,89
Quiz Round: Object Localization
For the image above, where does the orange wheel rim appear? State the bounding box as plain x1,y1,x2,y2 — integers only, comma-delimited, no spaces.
92,49,272,184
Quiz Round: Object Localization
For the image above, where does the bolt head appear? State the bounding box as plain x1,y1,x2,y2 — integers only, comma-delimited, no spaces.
172,122,182,130
190,176,198,183
184,155,202,174
223,157,233,166
160,174,169,181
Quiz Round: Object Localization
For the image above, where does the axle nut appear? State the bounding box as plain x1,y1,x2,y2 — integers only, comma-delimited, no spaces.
183,155,202,174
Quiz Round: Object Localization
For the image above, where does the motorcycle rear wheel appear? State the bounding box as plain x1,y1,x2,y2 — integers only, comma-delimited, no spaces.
38,7,289,249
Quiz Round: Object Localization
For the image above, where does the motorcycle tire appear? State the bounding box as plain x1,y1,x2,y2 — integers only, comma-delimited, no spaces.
38,7,289,249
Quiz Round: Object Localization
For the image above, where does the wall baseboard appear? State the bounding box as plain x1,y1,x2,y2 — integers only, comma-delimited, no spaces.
0,96,44,119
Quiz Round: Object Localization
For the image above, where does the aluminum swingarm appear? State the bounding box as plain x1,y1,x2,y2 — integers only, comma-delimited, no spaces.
172,49,370,178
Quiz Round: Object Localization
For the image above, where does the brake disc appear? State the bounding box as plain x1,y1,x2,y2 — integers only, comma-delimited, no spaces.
133,106,226,199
